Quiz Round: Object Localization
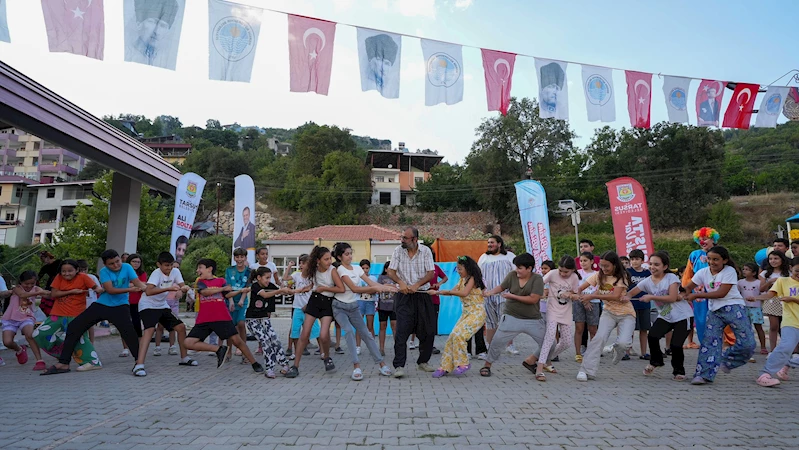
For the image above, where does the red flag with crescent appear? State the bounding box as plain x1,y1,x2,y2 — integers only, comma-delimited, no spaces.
625,71,652,128
481,49,516,115
288,15,336,95
722,83,760,129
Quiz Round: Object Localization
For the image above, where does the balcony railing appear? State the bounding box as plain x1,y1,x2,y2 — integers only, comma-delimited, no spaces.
38,164,78,176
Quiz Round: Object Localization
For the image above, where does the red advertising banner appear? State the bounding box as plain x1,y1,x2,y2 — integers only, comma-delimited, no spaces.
605,177,655,261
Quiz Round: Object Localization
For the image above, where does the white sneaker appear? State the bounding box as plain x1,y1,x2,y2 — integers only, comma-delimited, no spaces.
477,352,488,360
506,345,520,355
409,340,417,349
168,345,178,355
576,371,588,382
119,349,130,357
603,345,614,354
356,346,361,355
153,346,162,356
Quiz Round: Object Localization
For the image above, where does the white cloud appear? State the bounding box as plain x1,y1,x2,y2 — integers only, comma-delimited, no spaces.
453,0,473,9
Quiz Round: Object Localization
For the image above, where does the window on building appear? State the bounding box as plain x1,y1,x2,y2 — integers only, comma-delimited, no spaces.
46,188,56,198
388,178,394,183
415,176,424,184
15,187,22,198
0,186,3,196
379,192,392,205
375,176,385,183
5,213,14,221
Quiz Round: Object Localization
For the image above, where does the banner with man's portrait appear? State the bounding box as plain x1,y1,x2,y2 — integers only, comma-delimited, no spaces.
124,0,186,70
233,174,256,265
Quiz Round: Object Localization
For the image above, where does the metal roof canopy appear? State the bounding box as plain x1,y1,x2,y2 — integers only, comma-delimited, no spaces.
0,62,180,194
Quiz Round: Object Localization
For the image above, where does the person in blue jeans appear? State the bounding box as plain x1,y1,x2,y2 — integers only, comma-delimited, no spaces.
681,227,720,348
683,246,755,385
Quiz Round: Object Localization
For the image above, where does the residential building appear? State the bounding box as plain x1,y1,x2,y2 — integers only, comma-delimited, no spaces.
140,135,192,165
0,175,37,246
0,127,85,182
267,138,292,156
263,225,402,275
367,144,443,206
32,180,94,245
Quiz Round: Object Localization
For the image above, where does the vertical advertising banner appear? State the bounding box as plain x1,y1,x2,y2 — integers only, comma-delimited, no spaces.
606,177,655,260
232,174,256,265
170,172,206,263
515,180,552,273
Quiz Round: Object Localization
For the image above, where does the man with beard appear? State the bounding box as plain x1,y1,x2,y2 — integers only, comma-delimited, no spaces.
388,227,436,378
478,235,518,354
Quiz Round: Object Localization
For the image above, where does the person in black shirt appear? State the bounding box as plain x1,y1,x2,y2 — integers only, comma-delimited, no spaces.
246,267,292,378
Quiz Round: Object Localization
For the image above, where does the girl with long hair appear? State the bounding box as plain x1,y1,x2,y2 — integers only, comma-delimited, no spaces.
684,246,755,385
285,246,345,378
761,250,790,352
428,256,486,377
576,251,632,382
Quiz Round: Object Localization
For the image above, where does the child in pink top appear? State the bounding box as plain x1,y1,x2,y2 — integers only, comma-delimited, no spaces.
2,271,47,369
536,256,581,379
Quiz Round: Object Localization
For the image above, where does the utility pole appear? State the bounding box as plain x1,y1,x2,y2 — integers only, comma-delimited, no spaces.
216,182,221,235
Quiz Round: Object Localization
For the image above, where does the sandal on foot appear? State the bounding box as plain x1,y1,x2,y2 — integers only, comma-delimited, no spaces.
453,364,470,376
40,365,71,376
543,364,557,374
575,355,583,363
672,374,686,381
535,372,546,382
351,368,364,381
760,348,769,355
479,367,491,377
432,368,448,378
522,361,537,374
643,364,656,376
179,359,198,366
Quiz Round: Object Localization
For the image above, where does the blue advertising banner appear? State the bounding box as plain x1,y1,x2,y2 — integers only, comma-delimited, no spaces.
515,180,552,273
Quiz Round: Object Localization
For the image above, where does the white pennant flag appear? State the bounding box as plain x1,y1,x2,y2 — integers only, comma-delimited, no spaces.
421,39,463,106
0,0,9,43
662,76,691,123
357,28,401,99
208,0,262,82
124,0,186,70
535,58,569,120
581,65,614,122
754,86,789,128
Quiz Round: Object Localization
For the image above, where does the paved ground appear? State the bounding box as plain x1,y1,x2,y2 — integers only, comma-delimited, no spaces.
1,315,798,450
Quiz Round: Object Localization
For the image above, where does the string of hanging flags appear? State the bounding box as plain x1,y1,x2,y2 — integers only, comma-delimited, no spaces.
11,0,797,129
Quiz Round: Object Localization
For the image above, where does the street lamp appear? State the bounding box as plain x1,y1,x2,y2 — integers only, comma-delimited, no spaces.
216,182,221,235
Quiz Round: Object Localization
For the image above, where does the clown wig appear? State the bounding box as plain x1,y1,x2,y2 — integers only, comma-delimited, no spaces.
693,227,720,244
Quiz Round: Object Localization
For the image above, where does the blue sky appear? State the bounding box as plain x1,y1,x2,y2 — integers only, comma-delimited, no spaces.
0,0,796,164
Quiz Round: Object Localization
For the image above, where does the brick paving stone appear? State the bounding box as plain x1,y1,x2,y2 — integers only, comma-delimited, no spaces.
2,317,798,449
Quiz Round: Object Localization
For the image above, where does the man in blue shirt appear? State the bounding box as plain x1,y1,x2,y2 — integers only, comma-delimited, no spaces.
42,249,147,375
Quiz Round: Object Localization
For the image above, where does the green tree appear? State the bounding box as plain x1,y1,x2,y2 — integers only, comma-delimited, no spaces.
205,119,222,130
415,163,477,211
582,123,727,229
464,97,577,226
181,147,253,202
53,173,172,265
178,234,233,284
77,160,109,181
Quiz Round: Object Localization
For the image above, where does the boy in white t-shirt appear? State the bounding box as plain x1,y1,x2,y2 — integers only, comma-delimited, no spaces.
132,252,197,377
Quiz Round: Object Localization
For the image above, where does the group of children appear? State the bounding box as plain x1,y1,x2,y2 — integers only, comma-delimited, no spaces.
1,234,798,388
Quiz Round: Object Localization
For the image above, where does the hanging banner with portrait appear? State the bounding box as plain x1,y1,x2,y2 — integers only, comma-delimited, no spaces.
170,172,206,263
123,0,186,70
232,174,256,265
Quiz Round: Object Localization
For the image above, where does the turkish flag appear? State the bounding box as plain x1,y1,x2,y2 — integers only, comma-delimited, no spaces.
722,83,759,129
288,15,336,95
481,49,516,115
625,71,652,128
